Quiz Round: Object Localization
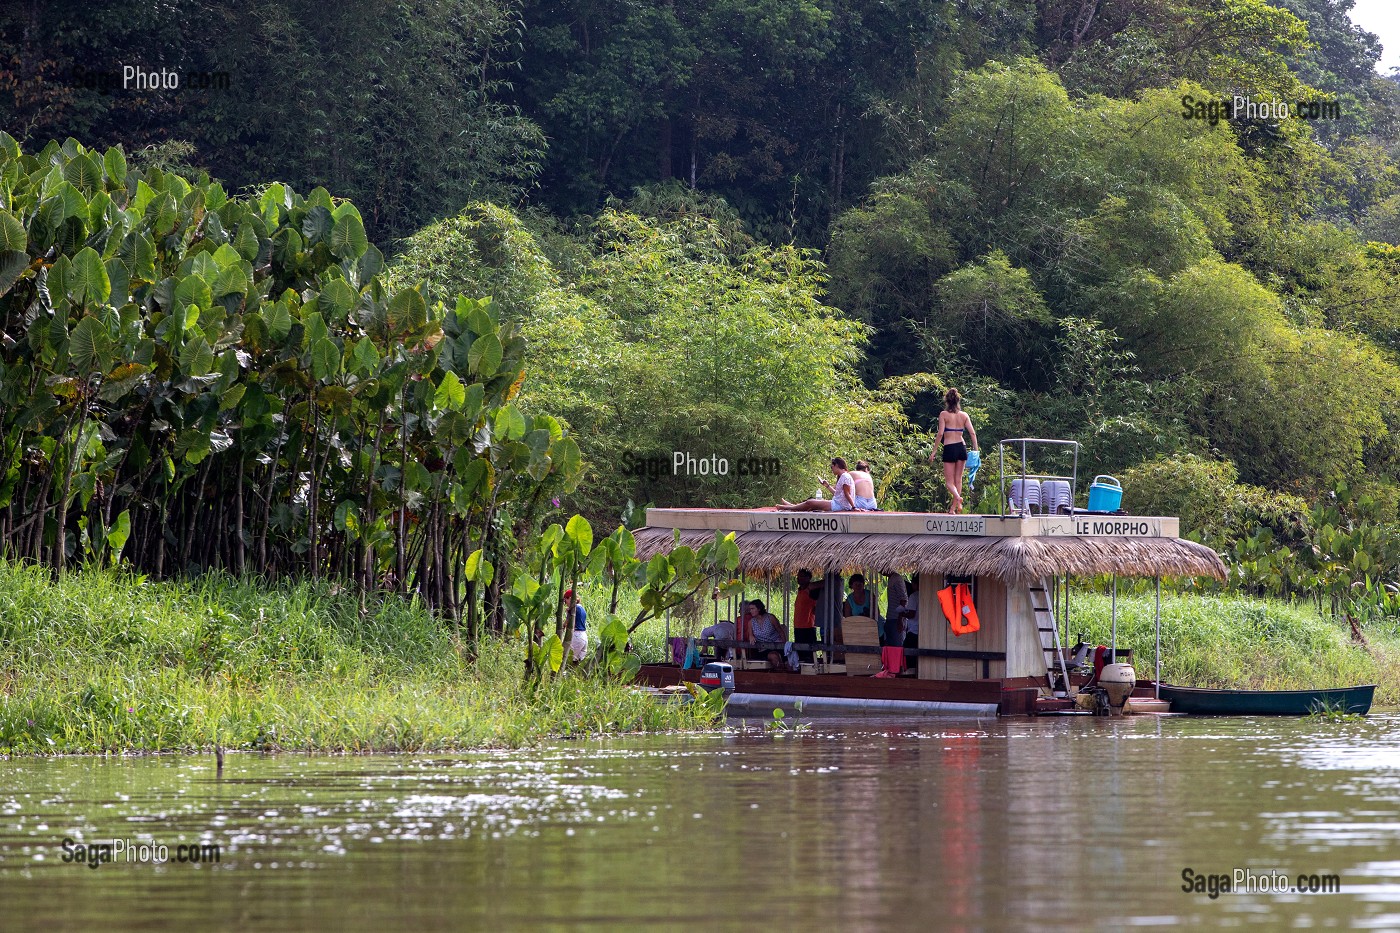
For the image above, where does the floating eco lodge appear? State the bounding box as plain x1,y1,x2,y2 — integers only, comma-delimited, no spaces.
635,440,1229,717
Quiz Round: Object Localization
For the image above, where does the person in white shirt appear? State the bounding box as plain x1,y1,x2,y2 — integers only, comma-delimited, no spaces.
776,458,872,511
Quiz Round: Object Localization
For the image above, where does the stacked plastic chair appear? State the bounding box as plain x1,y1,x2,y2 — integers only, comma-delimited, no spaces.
1041,480,1072,515
1008,478,1041,513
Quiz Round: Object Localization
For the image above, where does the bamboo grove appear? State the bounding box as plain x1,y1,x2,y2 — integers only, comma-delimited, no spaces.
0,135,587,633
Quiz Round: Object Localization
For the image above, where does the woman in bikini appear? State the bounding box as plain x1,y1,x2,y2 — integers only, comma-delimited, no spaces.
930,388,978,514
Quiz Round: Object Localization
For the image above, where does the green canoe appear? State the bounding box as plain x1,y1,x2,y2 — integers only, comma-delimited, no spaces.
1156,683,1376,716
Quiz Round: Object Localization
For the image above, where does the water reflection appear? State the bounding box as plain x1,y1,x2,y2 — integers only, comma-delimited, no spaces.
0,715,1396,930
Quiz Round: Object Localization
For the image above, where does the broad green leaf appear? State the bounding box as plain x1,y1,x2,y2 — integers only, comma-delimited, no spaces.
538,634,564,673
233,223,260,261
330,212,368,260
97,361,149,402
349,337,380,375
464,299,496,336
0,210,25,251
467,333,502,377
494,404,526,441
263,301,292,342
69,246,110,306
63,152,102,196
301,205,332,244
174,273,212,313
387,288,427,333
131,233,156,282
175,428,212,464
310,337,341,382
179,334,214,375
301,310,329,347
333,500,359,534
105,256,129,305
103,148,128,186
105,509,131,556
434,371,466,410
464,546,487,582
68,315,113,373
0,250,29,297
565,514,593,557
319,278,356,322
219,383,246,411
454,453,490,495
213,263,247,298
130,179,157,215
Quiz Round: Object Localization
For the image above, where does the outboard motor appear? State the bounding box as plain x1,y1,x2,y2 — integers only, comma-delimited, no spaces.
1077,646,1136,715
699,662,735,694
1096,662,1136,715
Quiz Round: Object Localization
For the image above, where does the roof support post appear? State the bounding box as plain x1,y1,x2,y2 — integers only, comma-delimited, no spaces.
1110,574,1118,664
1154,576,1162,700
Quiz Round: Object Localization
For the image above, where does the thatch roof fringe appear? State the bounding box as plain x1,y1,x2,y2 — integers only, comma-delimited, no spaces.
633,527,1226,584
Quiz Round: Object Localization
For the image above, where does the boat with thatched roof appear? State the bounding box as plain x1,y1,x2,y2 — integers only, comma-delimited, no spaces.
634,440,1228,716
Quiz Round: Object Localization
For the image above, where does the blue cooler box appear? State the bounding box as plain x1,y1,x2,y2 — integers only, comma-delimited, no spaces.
1087,475,1122,512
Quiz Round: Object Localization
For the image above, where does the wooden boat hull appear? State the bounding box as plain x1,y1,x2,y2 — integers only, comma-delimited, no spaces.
638,664,1008,716
1156,683,1376,716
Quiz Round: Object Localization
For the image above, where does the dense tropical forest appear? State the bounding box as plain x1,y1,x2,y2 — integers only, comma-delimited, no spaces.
6,0,1400,620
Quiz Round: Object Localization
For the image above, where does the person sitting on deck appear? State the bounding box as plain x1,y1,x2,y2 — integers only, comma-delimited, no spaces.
843,574,876,620
776,458,876,512
744,599,787,669
850,461,879,511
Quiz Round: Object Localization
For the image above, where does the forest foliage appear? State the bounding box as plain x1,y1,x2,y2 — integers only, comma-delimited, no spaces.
8,0,1400,606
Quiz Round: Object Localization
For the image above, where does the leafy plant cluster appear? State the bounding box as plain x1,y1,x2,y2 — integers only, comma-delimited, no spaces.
0,135,584,636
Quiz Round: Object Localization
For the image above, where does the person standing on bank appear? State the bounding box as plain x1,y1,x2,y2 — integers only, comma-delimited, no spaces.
931,388,978,514
566,589,588,662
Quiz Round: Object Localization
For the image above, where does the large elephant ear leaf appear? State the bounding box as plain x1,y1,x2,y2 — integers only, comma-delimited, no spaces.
0,210,25,251
103,147,127,187
70,246,110,306
0,249,29,296
330,212,368,260
69,315,113,374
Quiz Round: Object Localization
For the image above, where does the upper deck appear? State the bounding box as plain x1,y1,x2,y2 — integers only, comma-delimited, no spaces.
644,508,1179,540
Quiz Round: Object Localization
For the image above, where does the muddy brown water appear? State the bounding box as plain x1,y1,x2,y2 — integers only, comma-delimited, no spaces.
1,714,1398,930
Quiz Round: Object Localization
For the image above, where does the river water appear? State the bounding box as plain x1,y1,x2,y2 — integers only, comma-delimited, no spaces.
1,714,1398,930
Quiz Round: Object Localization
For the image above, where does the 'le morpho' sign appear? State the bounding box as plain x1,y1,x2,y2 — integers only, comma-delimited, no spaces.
649,509,1176,539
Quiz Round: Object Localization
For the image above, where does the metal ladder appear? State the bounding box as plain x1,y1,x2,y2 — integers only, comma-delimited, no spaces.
1030,578,1071,697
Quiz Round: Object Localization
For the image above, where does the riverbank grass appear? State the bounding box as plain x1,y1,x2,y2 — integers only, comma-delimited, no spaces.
0,561,715,755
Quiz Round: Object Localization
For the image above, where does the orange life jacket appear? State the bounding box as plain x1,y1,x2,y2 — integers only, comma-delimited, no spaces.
938,583,981,636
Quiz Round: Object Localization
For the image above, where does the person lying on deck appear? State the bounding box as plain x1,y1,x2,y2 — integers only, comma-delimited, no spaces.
744,599,787,669
777,458,877,511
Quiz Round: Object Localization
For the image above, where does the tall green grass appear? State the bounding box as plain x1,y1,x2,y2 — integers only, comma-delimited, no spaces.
1062,589,1400,706
0,561,716,755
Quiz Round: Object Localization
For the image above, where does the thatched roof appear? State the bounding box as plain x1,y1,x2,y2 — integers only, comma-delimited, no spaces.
633,527,1226,584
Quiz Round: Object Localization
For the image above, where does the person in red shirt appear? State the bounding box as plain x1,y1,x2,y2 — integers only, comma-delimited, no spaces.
792,569,822,665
